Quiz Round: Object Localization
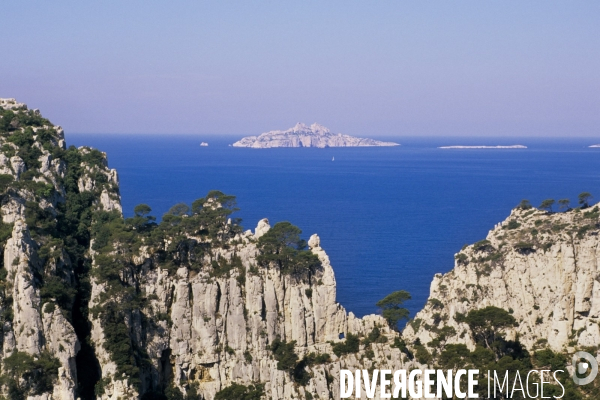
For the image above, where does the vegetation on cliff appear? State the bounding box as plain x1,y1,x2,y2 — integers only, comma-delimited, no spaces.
1,102,340,399
405,196,600,399
4,100,600,400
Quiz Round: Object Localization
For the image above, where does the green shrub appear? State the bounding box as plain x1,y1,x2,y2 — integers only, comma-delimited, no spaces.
516,199,532,210
473,239,493,252
99,306,141,386
506,220,521,230
43,303,56,314
577,225,593,238
214,383,264,400
362,326,388,346
40,276,76,311
463,306,516,351
514,242,535,253
332,333,360,357
413,344,432,364
209,255,243,278
0,221,13,243
257,222,321,279
390,337,413,359
429,298,443,309
2,350,61,395
269,338,298,373
304,352,331,365
533,349,566,370
0,174,14,191
80,148,106,168
455,253,468,264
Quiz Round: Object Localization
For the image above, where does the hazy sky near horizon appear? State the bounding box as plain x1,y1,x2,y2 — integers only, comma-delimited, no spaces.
1,1,599,136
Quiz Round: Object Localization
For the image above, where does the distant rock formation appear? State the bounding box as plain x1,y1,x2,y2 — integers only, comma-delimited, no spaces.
232,123,399,148
439,145,527,149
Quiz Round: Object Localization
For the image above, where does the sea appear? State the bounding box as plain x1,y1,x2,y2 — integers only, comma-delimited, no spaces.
66,134,600,319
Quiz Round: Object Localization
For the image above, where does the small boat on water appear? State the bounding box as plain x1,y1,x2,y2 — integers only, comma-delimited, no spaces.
332,156,335,161
200,142,209,147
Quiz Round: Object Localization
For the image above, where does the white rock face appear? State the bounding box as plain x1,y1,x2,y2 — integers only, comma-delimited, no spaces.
403,205,600,355
254,218,270,238
88,224,413,400
0,106,125,399
0,98,27,110
43,309,80,400
233,123,400,148
1,218,81,399
0,153,13,176
10,156,26,180
10,98,600,399
100,189,122,213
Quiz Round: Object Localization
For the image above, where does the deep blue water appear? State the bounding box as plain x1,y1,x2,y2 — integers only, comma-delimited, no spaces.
66,134,600,318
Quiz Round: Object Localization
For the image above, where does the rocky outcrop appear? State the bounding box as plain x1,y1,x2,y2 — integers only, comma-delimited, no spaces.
0,98,26,110
0,100,121,399
4,98,600,400
233,122,400,148
88,219,413,400
403,205,600,357
0,98,417,400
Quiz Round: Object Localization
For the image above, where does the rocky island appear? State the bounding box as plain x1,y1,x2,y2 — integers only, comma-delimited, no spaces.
0,98,598,399
232,122,399,148
439,145,527,149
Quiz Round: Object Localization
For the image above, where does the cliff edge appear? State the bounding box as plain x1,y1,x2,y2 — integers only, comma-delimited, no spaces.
2,98,599,399
0,100,412,400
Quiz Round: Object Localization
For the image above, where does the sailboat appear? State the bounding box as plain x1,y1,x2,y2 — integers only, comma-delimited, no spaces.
332,156,335,161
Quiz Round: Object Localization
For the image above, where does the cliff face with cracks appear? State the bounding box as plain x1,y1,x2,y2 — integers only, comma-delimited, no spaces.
0,99,120,399
403,205,600,353
3,98,600,400
87,222,414,400
0,100,417,400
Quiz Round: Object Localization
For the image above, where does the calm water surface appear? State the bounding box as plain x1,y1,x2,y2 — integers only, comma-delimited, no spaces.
67,134,600,318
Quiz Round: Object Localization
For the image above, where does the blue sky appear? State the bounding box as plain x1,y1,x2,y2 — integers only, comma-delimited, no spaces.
1,1,598,136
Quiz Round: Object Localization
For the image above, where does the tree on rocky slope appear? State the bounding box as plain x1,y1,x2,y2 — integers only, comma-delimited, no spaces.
376,290,411,331
579,192,593,208
460,306,516,352
539,199,555,212
517,199,532,210
558,198,571,211
257,221,321,278
129,203,156,231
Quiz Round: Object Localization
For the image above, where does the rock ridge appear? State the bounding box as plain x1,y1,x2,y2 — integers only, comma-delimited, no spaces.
0,100,411,400
3,98,600,399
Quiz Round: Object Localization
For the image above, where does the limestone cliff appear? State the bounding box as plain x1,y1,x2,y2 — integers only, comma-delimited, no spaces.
0,100,415,400
0,99,122,399
3,98,600,400
402,203,600,393
232,123,399,148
